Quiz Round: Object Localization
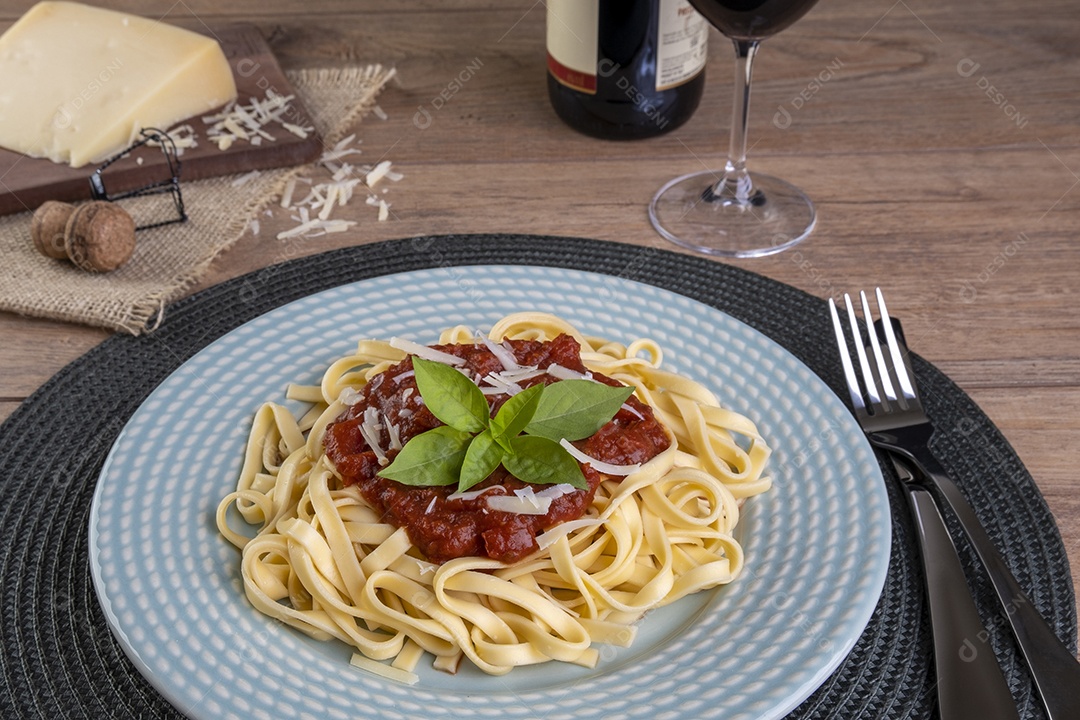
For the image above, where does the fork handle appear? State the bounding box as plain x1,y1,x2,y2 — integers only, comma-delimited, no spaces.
905,485,1018,719
877,434,1080,720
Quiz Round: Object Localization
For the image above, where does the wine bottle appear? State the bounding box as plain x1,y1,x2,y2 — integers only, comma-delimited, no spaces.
546,0,708,140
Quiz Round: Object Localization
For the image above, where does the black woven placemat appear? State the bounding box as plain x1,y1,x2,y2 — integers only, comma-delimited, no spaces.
0,235,1074,719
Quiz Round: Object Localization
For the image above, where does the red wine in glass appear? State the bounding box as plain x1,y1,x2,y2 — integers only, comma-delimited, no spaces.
691,0,820,39
649,0,822,257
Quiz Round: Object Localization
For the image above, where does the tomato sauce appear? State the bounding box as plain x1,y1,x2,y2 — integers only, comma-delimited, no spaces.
323,334,670,564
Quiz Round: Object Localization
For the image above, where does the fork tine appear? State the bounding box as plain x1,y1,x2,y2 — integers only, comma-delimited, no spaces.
845,293,881,405
875,288,918,401
861,290,898,402
828,297,865,413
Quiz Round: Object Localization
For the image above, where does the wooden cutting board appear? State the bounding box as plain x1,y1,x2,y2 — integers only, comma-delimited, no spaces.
0,24,321,217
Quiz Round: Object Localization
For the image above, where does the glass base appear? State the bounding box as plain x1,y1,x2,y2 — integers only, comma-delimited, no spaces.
649,170,816,258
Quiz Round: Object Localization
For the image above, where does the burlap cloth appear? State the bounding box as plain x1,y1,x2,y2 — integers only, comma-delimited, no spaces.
0,65,397,334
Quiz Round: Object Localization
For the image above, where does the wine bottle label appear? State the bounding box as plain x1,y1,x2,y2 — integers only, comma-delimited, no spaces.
656,0,708,91
546,0,600,95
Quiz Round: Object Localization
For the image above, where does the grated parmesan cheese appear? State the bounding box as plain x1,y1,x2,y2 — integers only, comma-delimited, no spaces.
359,407,387,465
488,493,551,515
272,133,401,238
389,338,465,366
483,485,577,516
147,124,197,156
447,486,503,502
365,160,393,187
203,89,307,152
546,364,598,382
478,333,521,371
481,372,524,396
338,387,364,406
231,169,261,187
559,439,640,476
386,420,403,451
282,122,310,139
535,483,578,500
280,177,297,208
276,218,357,240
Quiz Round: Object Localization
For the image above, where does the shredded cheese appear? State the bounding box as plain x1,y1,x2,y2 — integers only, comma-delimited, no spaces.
478,333,521,371
365,160,393,187
559,439,640,476
481,372,524,396
487,493,551,515
386,420,403,451
280,177,297,208
268,133,403,238
338,387,364,406
535,484,578,500
231,169,261,187
447,486,503,502
203,89,307,152
546,364,597,382
359,407,387,465
147,124,197,156
389,338,465,366
275,218,357,240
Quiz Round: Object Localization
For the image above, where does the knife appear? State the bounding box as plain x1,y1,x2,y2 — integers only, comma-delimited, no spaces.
892,455,1019,720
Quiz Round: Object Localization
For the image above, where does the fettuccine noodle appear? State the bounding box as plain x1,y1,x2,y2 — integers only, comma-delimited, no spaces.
216,312,771,680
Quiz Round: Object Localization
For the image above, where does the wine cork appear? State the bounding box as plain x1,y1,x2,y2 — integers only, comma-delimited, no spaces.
63,200,136,272
31,201,75,259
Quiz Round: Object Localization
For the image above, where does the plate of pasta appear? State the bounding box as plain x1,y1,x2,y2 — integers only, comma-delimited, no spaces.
90,265,890,720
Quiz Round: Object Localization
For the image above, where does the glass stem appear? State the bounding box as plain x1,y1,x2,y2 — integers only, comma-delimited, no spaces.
718,38,761,203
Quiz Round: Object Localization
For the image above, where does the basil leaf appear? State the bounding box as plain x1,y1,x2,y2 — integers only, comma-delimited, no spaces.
524,379,634,442
458,428,505,493
503,435,587,489
412,356,489,434
377,426,471,486
489,382,543,451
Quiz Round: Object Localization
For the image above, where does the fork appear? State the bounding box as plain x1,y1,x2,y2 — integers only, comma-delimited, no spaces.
830,288,1080,720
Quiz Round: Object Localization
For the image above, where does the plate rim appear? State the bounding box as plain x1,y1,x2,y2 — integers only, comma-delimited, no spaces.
89,263,891,720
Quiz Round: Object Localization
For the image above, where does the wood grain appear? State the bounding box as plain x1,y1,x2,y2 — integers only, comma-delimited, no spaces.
0,0,1077,654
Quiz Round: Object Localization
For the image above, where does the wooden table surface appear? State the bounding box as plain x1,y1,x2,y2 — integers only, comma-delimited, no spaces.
2,0,1078,640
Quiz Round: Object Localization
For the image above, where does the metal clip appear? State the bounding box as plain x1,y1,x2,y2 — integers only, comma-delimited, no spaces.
88,128,187,231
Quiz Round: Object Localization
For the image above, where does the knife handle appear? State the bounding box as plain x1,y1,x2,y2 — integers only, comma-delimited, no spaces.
905,485,1019,720
872,318,1080,719
916,456,1080,720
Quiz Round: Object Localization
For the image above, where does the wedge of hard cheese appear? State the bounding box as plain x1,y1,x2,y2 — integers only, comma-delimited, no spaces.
0,1,237,168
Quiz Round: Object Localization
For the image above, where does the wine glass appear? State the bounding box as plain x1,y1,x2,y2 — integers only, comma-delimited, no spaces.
649,0,821,258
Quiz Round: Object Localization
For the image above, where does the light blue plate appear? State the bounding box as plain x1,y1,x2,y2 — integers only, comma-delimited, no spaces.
90,265,890,720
